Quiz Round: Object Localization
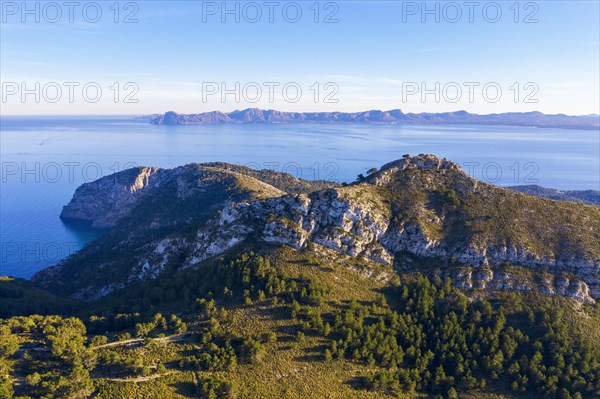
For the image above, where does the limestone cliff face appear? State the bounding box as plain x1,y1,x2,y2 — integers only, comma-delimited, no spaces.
60,166,163,228
39,155,600,303
171,192,598,303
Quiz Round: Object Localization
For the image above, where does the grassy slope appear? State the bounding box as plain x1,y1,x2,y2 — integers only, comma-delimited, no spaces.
90,248,406,398
377,167,600,260
86,247,599,399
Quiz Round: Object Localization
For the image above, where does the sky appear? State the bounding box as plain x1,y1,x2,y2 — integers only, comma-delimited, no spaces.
1,0,599,115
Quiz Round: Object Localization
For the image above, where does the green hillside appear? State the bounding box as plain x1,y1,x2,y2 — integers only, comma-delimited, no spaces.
2,248,600,399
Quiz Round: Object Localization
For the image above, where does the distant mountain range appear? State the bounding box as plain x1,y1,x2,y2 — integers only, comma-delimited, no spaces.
148,109,600,130
508,185,600,206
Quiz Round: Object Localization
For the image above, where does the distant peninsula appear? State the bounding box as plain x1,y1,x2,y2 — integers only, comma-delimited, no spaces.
148,109,600,130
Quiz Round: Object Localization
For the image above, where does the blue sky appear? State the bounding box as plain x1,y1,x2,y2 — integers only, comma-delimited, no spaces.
1,0,599,115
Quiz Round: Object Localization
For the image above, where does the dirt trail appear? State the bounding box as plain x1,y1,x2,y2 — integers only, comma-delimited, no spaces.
102,370,176,383
93,333,188,350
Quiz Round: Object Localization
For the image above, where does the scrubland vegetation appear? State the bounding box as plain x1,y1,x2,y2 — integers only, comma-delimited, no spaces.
2,250,599,399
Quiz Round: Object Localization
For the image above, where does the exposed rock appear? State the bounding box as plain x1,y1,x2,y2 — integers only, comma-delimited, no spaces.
449,267,595,304
60,166,162,228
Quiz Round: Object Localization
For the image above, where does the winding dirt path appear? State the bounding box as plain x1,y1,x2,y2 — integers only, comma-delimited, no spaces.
101,370,176,383
93,333,188,350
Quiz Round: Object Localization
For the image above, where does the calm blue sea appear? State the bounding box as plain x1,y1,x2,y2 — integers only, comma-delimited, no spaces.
1,116,599,278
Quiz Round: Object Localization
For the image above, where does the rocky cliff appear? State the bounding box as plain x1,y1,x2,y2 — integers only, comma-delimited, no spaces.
38,155,600,303
60,166,163,228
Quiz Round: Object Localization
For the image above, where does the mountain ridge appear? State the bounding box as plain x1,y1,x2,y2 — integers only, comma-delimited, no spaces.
508,185,600,206
148,108,600,130
36,154,600,304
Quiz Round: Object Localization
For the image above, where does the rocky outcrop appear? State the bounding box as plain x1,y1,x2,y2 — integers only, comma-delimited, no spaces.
448,266,595,304
60,166,163,228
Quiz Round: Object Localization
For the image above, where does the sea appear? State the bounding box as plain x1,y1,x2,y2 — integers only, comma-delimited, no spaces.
1,116,598,278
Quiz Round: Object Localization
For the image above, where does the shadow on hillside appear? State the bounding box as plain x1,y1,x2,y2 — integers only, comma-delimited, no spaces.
254,304,290,321
172,381,196,396
293,343,328,362
289,259,335,273
345,376,370,391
